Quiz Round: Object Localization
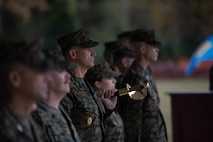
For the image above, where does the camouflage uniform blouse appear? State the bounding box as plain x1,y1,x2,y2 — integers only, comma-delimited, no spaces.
60,73,106,142
118,61,167,142
32,102,81,142
104,111,124,142
0,103,43,142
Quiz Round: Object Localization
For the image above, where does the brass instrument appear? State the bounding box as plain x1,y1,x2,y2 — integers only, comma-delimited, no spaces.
114,81,149,100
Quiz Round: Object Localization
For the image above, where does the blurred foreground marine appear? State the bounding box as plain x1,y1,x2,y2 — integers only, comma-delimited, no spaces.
86,63,125,142
32,47,81,142
58,28,118,142
0,40,52,142
118,29,168,142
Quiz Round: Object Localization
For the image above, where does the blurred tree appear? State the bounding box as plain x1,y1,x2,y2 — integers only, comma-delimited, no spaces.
28,0,80,48
75,0,122,63
0,0,79,48
0,0,48,36
1,0,213,61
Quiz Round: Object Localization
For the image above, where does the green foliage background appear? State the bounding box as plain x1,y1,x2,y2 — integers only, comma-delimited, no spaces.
1,0,213,63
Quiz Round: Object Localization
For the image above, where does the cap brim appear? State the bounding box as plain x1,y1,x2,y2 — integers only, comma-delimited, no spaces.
80,40,99,48
154,40,162,47
112,71,121,77
105,71,121,78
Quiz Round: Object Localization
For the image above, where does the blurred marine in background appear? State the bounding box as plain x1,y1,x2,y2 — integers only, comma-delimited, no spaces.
113,47,135,89
32,46,81,142
0,40,52,142
118,29,168,142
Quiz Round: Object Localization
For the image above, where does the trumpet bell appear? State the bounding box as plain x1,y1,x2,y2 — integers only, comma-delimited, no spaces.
116,82,149,100
128,91,146,100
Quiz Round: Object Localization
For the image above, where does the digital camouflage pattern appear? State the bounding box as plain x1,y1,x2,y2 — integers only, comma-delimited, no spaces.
85,63,124,142
118,61,167,142
32,102,81,142
85,63,120,85
0,104,43,142
60,72,106,142
104,111,124,142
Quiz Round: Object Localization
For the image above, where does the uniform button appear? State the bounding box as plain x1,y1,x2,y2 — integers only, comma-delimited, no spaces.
87,117,93,125
17,124,23,132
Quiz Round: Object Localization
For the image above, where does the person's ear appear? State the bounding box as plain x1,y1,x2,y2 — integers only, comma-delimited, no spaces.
121,57,128,68
94,80,101,89
8,71,21,88
68,48,77,59
140,43,146,53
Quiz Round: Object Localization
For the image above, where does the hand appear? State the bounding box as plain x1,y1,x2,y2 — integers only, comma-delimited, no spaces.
100,88,118,110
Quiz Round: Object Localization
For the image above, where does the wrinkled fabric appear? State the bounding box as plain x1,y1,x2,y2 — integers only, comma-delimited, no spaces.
104,111,124,142
60,73,106,142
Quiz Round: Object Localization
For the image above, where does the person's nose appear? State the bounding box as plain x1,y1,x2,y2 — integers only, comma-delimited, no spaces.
112,78,117,84
91,48,96,56
65,71,71,79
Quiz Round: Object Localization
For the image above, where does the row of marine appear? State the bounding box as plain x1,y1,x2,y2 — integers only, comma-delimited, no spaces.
0,27,167,142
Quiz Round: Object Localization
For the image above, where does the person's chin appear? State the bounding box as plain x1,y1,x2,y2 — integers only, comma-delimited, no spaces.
38,93,48,101
89,63,95,68
65,86,70,93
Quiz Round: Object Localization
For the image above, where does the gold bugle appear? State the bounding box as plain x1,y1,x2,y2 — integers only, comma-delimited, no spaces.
114,81,149,100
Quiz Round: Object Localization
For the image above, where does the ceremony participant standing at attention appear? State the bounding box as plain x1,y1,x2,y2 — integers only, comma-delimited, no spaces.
118,29,167,142
57,28,117,142
117,31,134,49
32,47,81,142
103,40,120,72
0,40,52,142
112,47,135,89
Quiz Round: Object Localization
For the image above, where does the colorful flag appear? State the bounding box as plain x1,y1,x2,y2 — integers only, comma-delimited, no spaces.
185,35,213,75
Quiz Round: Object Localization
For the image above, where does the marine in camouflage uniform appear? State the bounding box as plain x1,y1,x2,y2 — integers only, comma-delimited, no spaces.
103,40,120,72
57,28,117,142
0,104,43,142
118,29,167,142
113,47,135,89
32,103,81,142
61,73,106,142
32,46,81,142
0,40,52,142
85,63,125,142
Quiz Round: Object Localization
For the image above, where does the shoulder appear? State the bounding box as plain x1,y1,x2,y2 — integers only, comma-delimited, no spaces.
123,63,147,86
32,103,54,126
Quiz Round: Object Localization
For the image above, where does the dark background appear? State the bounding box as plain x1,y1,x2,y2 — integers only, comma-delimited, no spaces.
1,0,213,64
